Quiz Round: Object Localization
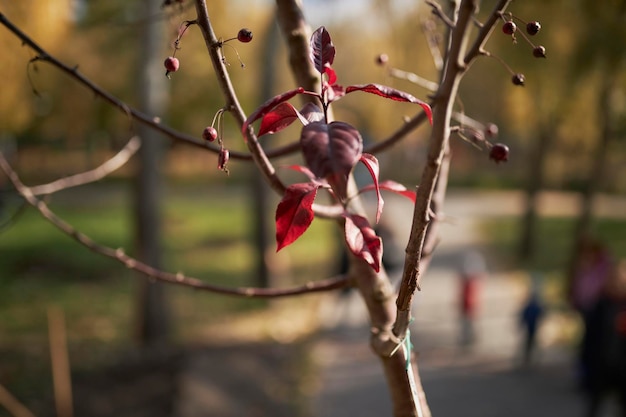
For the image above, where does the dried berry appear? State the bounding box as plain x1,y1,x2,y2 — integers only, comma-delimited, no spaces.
512,73,525,86
237,28,253,43
164,56,179,74
526,21,541,36
218,148,230,171
485,123,499,138
489,143,509,163
533,46,546,58
375,54,389,66
202,126,218,142
502,21,517,35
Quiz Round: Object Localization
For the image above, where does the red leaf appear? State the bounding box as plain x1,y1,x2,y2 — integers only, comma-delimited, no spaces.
344,214,382,272
345,83,433,125
284,165,318,182
258,102,308,136
310,27,335,76
242,87,305,139
359,153,384,223
275,183,320,251
325,64,337,85
360,180,417,203
300,121,363,200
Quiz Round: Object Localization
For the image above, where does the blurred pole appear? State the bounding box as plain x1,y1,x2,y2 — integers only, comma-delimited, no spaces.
251,18,280,288
48,306,73,417
133,0,170,346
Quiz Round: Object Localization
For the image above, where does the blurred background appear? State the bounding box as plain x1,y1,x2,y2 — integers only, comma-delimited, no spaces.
0,0,625,416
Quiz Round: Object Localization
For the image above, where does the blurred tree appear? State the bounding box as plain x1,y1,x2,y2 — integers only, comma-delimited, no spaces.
133,0,170,347
561,0,625,284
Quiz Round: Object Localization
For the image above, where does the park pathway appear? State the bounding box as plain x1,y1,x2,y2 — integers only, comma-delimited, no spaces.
311,189,626,417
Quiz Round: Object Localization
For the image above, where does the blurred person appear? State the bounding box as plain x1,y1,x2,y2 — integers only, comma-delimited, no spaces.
582,260,626,417
570,237,615,389
518,273,545,367
458,250,486,347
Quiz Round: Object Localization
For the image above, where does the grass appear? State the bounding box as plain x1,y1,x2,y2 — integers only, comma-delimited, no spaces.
0,181,339,401
482,216,626,273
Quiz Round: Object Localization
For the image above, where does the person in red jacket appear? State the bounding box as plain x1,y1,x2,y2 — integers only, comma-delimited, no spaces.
458,251,486,347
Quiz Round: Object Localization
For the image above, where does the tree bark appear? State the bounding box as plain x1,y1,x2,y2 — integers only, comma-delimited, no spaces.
518,124,552,262
134,0,170,347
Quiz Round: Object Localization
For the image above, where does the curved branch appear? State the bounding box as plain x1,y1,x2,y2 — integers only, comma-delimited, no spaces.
0,152,350,298
0,12,303,162
29,136,140,196
464,0,513,66
0,11,343,218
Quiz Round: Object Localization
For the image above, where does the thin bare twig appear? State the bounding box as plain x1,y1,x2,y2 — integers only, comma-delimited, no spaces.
425,0,456,29
0,384,36,417
29,136,140,196
0,12,303,163
0,152,349,298
421,18,444,71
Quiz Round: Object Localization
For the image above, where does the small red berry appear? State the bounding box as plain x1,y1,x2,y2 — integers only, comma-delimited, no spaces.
526,21,541,36
512,73,525,86
218,148,230,171
375,53,389,66
164,56,179,73
202,126,218,142
502,21,517,35
485,123,499,138
533,46,546,58
489,143,509,163
237,28,253,43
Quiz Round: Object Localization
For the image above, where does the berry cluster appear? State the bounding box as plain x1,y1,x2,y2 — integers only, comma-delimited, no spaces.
496,13,546,86
500,14,546,60
457,121,509,164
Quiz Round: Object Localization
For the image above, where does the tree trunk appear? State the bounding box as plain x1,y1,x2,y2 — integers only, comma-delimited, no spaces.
518,124,552,263
134,0,170,347
566,71,618,288
251,18,281,288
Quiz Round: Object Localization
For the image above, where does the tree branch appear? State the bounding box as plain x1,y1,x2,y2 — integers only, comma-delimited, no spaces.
0,152,350,298
393,0,475,343
0,384,36,417
28,136,140,196
0,12,302,162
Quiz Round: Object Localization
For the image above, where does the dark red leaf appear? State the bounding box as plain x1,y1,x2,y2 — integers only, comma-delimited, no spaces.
242,87,305,139
344,214,382,272
258,102,308,136
360,180,417,203
300,121,363,200
345,83,433,124
310,27,335,76
275,183,320,251
359,154,383,223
